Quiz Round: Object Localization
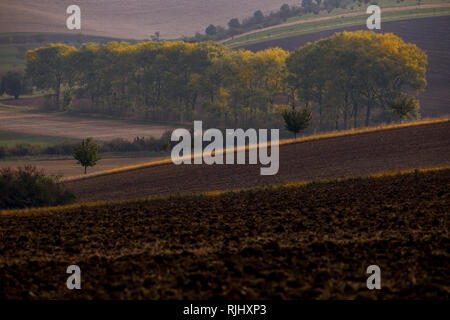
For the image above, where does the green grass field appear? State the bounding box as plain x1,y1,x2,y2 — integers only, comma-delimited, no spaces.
225,4,450,47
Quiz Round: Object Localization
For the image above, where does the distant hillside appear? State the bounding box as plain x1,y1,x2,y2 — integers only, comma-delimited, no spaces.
0,0,301,40
238,16,450,119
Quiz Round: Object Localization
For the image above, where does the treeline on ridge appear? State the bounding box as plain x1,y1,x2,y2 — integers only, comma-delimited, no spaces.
25,31,427,132
191,0,405,42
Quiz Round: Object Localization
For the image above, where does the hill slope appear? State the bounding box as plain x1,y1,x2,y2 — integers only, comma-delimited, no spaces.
237,16,450,118
65,120,450,202
0,0,299,40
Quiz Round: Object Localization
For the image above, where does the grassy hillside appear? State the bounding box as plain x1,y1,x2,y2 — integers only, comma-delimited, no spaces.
235,15,450,119
225,3,450,47
1,168,448,299
0,0,302,40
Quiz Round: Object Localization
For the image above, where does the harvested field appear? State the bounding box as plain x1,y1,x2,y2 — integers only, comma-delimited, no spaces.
238,16,450,119
0,168,449,299
0,102,174,141
65,121,450,202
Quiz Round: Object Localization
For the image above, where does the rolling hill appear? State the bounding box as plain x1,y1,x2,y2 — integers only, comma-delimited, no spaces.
0,0,300,40
237,15,450,119
64,120,450,202
1,167,448,299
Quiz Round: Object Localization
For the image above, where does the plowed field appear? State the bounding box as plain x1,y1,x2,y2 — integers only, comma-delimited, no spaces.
65,121,450,202
0,169,448,299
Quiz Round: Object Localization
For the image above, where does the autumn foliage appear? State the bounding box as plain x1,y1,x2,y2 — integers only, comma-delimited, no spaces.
26,31,427,131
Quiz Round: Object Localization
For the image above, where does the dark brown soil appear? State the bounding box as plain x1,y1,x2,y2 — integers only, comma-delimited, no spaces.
238,16,450,119
65,121,450,202
0,169,448,299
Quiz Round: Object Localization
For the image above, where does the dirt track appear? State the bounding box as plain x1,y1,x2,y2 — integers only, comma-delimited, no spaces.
66,121,450,202
238,16,450,119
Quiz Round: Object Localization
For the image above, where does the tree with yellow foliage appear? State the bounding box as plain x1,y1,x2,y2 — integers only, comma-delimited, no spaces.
26,44,77,109
287,31,427,129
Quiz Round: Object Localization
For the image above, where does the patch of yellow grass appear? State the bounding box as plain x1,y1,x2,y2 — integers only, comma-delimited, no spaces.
1,201,107,216
7,165,448,216
201,190,227,197
62,158,174,182
60,117,448,182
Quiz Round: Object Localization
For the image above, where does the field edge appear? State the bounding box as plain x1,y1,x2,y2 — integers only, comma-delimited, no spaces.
61,117,449,183
3,165,449,216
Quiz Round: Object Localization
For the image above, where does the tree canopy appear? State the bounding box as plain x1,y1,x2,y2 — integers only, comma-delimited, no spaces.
0,71,26,99
286,31,427,129
25,31,427,134
73,138,101,174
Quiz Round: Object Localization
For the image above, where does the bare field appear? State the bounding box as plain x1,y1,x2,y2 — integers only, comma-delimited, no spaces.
0,0,299,40
0,100,174,142
1,169,448,299
65,121,450,202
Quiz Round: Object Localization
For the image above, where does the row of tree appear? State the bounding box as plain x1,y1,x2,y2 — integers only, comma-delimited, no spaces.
25,31,427,132
26,41,289,128
286,31,427,130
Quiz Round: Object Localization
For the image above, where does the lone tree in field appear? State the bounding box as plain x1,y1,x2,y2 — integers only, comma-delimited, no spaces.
73,138,101,174
282,108,312,138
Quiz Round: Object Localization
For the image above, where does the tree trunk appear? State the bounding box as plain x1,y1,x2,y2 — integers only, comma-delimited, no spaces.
344,108,348,130
291,88,296,109
365,101,372,127
353,102,358,128
343,94,349,130
84,166,87,174
55,78,61,109
318,93,323,130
